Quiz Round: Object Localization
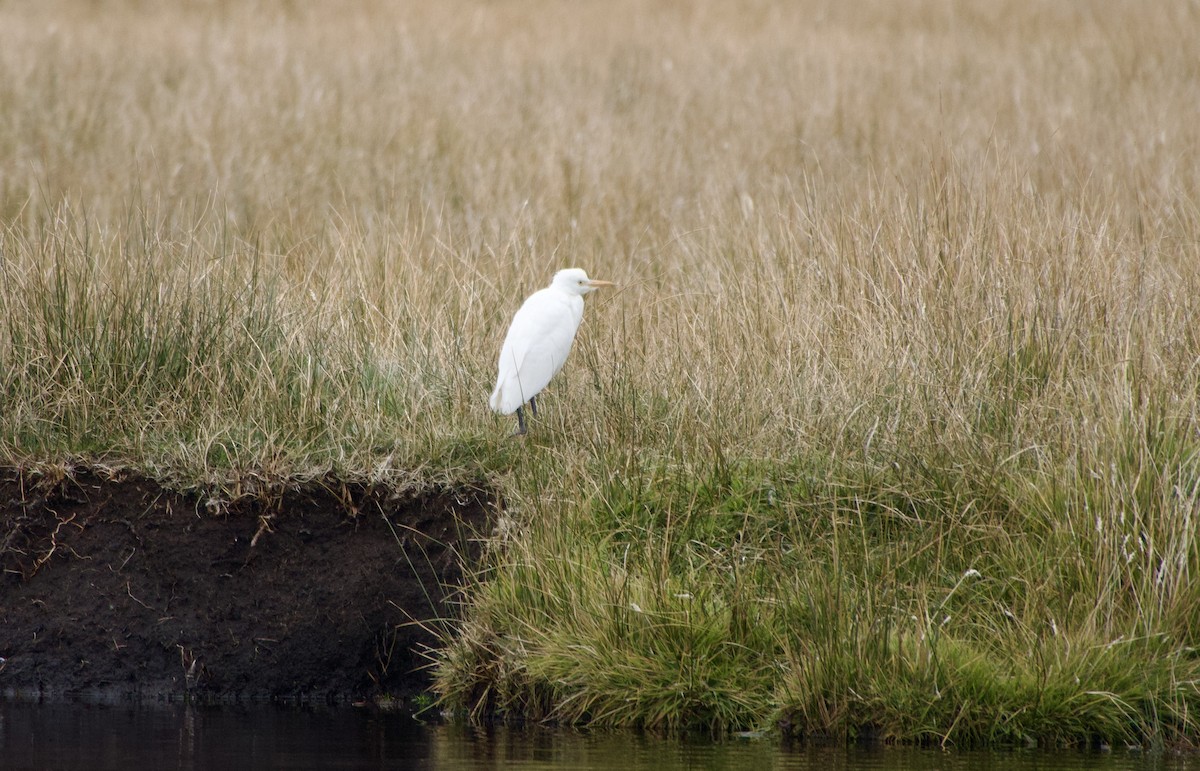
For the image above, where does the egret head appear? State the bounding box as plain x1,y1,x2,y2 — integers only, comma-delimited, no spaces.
553,268,615,296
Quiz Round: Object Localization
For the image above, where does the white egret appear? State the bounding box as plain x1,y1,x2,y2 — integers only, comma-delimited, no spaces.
489,268,615,435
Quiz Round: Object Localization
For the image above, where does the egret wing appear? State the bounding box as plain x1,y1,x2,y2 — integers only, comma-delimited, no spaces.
490,290,583,414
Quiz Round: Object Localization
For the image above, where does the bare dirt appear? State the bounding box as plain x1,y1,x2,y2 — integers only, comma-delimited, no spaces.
0,466,492,708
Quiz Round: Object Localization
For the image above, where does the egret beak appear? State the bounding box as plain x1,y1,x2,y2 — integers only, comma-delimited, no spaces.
586,279,615,288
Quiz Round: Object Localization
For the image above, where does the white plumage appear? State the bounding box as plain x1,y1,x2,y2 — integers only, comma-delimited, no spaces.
489,268,614,434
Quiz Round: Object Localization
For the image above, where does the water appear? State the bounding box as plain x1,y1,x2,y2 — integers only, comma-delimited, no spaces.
1,701,1196,770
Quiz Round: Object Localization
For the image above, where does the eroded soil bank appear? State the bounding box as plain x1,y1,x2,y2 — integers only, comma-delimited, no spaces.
0,467,491,707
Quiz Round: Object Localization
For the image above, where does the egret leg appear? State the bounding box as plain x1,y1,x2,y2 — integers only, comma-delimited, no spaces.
529,395,538,417
514,405,528,436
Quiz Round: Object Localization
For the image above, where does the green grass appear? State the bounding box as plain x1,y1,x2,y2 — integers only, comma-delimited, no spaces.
437,418,1200,745
3,0,1200,748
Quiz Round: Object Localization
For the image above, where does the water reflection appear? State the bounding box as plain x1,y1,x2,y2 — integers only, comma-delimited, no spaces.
1,701,1195,770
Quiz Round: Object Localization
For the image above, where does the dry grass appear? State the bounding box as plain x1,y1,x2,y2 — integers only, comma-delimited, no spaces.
2,0,1200,743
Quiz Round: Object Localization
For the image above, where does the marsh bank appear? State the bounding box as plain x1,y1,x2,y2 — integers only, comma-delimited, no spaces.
0,466,491,706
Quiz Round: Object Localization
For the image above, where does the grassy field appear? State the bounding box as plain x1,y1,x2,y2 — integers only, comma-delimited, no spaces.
3,0,1200,746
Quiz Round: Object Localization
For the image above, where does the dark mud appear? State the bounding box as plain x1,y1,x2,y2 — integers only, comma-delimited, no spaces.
0,467,492,708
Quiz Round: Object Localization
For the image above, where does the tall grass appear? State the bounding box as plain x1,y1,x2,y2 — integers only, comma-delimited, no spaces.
2,0,1199,745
